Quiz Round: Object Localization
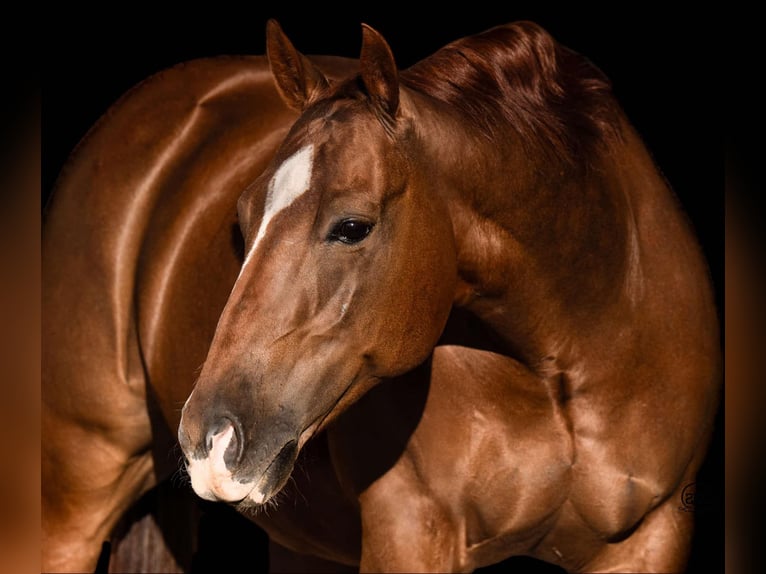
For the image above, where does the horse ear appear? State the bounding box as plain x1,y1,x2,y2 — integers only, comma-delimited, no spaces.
360,24,400,118
266,19,329,111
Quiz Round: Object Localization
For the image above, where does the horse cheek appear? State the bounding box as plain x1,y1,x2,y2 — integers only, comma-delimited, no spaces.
385,200,457,374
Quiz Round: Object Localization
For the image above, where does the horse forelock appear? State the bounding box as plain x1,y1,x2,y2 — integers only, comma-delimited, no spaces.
400,21,621,165
302,76,406,142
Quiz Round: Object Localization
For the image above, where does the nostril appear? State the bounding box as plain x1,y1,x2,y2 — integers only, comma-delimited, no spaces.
225,418,245,467
225,422,242,467
204,417,232,449
205,417,244,470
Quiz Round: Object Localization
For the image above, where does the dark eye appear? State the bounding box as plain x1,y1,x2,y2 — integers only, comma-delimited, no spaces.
328,219,373,245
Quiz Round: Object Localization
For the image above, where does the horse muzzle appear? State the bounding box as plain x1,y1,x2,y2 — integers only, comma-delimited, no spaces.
178,415,299,506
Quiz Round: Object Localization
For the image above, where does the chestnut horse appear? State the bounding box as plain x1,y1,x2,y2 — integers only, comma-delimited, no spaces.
43,20,720,573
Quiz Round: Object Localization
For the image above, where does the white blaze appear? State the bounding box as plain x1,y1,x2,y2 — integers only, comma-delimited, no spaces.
240,144,315,276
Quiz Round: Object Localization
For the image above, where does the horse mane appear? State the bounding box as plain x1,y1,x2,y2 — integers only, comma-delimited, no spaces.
400,22,621,165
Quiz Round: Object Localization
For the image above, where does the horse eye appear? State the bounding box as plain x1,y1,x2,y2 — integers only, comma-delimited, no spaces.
328,219,373,245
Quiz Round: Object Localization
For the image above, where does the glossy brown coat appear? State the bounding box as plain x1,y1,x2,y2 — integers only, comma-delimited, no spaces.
43,21,720,573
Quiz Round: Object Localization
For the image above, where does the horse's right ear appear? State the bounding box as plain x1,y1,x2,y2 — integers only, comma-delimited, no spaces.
266,19,329,111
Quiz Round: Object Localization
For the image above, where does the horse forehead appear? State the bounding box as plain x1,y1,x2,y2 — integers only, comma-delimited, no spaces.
283,106,398,192
312,107,388,155
312,123,403,186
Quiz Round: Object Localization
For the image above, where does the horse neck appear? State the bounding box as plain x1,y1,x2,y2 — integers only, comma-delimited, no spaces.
410,91,636,365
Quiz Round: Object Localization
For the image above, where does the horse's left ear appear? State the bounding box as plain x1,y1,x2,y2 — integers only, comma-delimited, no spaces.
360,24,400,118
266,19,329,110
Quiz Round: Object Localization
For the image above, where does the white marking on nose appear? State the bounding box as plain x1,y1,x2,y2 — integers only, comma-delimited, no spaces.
248,490,266,505
239,144,315,278
187,423,254,502
210,425,235,477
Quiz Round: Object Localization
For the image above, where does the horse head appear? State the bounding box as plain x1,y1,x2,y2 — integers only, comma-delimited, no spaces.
178,21,457,506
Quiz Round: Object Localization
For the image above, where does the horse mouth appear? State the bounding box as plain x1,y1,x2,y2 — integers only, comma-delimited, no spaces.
237,386,354,508
237,438,298,508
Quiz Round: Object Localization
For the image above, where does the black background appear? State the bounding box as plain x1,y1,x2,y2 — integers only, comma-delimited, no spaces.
45,4,722,572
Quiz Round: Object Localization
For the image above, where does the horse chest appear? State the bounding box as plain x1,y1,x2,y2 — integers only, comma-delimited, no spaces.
395,349,578,555
420,398,573,553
